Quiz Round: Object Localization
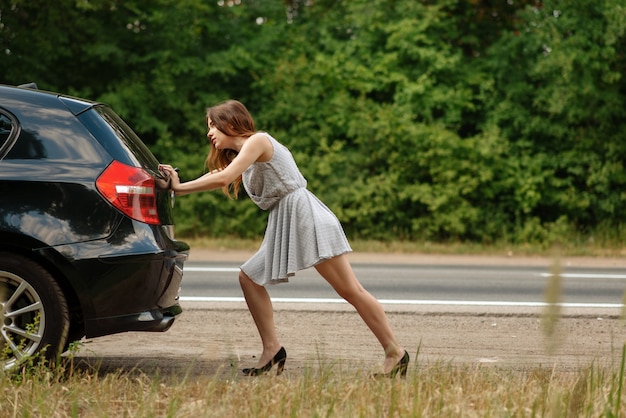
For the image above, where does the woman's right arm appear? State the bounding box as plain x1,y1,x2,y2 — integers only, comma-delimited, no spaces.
160,133,271,196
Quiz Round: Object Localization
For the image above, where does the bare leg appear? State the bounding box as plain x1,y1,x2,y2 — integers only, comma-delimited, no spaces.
239,270,282,367
314,254,406,373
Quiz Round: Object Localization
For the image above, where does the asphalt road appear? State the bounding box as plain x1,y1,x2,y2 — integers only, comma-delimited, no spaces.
180,261,626,307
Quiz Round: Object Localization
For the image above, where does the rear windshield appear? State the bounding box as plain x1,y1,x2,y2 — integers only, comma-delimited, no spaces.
79,105,160,169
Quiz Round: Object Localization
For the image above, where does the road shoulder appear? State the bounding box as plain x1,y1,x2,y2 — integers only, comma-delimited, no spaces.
188,248,626,268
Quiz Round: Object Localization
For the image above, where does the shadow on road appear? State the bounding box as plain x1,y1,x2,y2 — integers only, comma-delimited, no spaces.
68,355,236,380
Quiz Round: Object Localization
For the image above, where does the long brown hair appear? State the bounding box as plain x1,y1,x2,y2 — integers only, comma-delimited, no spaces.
205,100,256,198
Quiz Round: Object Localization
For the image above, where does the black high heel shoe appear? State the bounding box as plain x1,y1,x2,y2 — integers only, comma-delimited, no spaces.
242,347,287,376
373,350,410,378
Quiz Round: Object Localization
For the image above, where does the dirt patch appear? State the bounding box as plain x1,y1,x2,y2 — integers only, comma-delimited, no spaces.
74,302,625,378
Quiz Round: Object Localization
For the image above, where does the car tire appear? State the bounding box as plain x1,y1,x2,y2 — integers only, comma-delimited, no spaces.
0,253,70,371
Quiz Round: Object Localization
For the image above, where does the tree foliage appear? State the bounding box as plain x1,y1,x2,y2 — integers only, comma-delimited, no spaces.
1,0,625,245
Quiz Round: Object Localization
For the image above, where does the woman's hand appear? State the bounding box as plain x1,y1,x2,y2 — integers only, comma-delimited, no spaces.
158,164,180,193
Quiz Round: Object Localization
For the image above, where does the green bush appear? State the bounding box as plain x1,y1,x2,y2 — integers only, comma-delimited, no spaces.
2,0,625,245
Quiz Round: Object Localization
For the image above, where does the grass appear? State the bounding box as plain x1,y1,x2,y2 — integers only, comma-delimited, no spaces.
2,348,626,417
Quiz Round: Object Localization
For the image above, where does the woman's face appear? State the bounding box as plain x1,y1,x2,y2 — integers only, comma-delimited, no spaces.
207,118,228,149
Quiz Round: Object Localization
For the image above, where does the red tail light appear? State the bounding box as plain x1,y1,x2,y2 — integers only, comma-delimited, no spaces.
96,160,160,225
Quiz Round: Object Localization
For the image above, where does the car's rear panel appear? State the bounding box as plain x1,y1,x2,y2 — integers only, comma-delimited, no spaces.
76,105,178,226
74,99,189,337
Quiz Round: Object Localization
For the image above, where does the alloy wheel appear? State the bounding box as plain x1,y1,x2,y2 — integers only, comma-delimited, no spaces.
1,271,46,371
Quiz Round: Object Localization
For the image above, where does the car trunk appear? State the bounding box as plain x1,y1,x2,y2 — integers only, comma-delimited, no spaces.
73,103,176,226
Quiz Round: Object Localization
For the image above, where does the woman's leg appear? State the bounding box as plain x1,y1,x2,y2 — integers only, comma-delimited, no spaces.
239,270,282,367
314,254,406,373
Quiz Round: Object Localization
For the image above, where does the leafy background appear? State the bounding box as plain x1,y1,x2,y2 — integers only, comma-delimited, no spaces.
1,0,625,247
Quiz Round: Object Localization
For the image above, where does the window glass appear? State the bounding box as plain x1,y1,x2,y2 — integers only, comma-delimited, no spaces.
0,113,13,144
0,111,17,159
95,106,159,168
79,105,159,169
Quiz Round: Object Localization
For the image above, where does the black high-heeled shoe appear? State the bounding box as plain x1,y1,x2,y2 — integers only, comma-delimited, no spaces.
373,350,410,378
242,347,287,376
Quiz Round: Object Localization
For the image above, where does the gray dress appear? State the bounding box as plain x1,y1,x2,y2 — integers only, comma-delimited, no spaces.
240,133,351,285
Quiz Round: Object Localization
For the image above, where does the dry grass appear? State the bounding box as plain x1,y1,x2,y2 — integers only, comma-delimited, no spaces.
2,349,625,418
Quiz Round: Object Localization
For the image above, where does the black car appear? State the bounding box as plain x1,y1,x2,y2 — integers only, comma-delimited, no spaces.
0,84,189,370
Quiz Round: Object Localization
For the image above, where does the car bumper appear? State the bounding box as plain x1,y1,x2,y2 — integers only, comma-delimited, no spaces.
84,246,188,338
45,219,190,338
85,305,182,337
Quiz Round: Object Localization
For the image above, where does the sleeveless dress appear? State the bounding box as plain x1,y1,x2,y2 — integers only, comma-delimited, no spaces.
240,133,352,285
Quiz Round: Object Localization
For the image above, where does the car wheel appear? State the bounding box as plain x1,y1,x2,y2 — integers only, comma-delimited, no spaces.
0,253,69,371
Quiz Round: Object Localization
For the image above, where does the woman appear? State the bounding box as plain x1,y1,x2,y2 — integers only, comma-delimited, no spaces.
159,100,408,377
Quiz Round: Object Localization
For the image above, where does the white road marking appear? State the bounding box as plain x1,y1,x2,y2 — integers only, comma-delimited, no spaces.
540,273,626,279
179,296,623,309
